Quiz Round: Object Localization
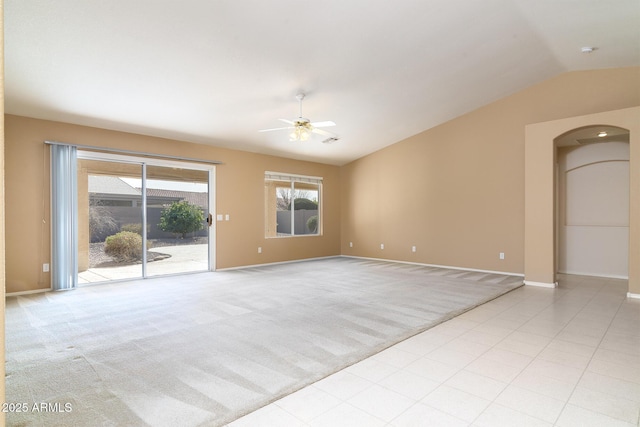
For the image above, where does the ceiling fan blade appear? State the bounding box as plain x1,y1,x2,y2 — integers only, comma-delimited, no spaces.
279,118,295,125
312,128,338,137
310,121,335,128
321,137,340,144
258,126,293,132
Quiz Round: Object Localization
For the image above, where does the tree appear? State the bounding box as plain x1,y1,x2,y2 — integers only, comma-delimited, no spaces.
89,203,119,242
276,187,291,211
287,198,318,211
158,201,204,238
277,187,311,211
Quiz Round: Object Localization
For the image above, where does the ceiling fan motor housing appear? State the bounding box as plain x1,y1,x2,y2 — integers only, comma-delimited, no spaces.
294,118,311,127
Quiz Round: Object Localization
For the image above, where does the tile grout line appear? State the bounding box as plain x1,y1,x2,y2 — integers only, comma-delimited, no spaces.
548,279,626,426
462,280,592,426
385,287,546,426
554,283,636,426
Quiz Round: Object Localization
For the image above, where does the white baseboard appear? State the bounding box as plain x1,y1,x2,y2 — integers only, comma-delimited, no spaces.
6,288,51,297
524,280,558,288
558,270,628,280
627,292,640,300
216,255,341,271
342,255,524,277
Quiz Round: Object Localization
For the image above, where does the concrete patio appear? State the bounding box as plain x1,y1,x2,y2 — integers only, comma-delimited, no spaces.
79,243,209,283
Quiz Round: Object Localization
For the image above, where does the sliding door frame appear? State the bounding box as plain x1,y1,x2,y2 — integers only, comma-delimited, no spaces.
77,150,217,277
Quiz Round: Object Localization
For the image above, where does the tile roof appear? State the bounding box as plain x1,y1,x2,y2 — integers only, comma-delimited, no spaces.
144,188,208,208
88,175,140,196
88,176,207,208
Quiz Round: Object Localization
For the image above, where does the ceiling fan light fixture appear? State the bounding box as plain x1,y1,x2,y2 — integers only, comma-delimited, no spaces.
289,126,311,141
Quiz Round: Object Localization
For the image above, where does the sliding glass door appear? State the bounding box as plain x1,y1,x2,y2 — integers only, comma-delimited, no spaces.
76,153,214,284
145,165,210,277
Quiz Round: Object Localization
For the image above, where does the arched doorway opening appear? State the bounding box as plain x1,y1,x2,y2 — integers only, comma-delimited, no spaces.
554,126,630,279
523,106,639,297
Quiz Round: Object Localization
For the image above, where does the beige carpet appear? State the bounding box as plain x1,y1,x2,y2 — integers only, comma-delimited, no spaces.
5,257,522,426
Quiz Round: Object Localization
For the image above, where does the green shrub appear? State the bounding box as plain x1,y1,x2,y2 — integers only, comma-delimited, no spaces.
307,215,319,233
288,198,318,211
158,201,204,238
104,231,142,262
120,223,143,235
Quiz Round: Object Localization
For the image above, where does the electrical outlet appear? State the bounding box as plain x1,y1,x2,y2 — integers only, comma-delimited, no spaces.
225,214,230,221
258,247,262,254
499,252,505,260
380,243,384,250
43,263,50,272
349,242,353,248
412,246,417,253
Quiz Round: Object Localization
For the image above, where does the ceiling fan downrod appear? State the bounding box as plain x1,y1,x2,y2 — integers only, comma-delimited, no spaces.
296,93,306,118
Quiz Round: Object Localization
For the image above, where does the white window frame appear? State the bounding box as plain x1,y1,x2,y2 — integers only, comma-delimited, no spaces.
265,171,322,238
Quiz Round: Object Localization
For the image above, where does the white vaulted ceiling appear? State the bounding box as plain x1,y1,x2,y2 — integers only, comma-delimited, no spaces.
5,1,640,165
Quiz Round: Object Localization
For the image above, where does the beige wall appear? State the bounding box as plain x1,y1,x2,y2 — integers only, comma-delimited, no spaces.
4,115,341,293
341,68,640,278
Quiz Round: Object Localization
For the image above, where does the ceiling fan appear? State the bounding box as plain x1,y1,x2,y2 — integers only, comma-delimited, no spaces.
259,93,340,143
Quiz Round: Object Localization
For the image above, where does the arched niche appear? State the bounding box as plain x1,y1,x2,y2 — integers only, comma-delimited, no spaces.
524,106,640,297
555,126,629,278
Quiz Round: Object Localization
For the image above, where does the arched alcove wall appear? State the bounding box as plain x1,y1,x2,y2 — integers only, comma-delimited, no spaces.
524,106,640,296
557,135,629,278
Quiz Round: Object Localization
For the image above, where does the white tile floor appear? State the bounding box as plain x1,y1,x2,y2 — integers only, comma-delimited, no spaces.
229,275,640,426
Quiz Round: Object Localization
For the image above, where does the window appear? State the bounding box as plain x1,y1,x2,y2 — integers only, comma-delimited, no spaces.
265,172,322,237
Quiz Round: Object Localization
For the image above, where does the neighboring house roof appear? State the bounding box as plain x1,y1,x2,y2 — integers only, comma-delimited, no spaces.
144,189,208,209
88,176,140,196
88,176,208,208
